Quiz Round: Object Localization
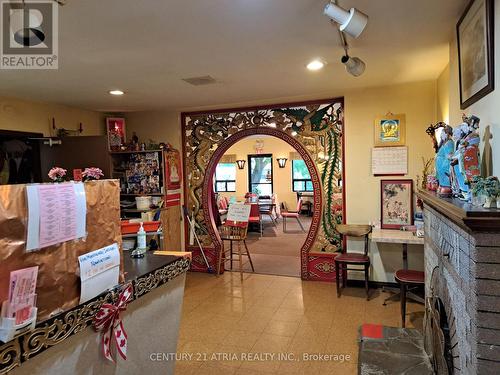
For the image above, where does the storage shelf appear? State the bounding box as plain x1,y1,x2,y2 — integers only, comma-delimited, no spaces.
121,208,159,213
110,150,163,154
120,193,164,196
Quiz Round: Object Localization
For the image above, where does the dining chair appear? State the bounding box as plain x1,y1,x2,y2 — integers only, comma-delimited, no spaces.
296,192,313,216
281,198,305,232
218,221,255,280
248,203,263,236
217,195,229,216
334,224,372,300
259,198,277,227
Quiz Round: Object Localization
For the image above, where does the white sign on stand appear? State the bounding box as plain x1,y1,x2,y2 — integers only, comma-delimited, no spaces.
226,203,251,223
78,243,120,303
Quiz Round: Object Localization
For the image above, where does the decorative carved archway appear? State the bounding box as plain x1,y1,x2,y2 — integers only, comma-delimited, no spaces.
182,98,345,280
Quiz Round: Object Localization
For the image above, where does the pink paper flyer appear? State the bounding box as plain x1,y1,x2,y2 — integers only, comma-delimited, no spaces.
38,184,78,248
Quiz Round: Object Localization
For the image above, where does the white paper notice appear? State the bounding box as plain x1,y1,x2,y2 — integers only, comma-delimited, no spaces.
26,182,87,252
371,146,408,175
78,243,120,303
226,203,251,223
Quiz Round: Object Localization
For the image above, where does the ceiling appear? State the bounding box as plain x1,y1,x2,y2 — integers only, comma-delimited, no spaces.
0,0,467,112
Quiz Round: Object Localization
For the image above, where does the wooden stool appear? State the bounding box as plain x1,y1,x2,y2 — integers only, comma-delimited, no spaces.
395,269,425,327
334,224,372,300
217,222,255,280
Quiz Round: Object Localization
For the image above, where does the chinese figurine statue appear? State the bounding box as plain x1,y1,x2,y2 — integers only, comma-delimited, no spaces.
450,115,481,200
434,125,454,197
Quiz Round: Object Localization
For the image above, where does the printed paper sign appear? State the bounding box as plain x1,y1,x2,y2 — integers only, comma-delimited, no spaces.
26,182,87,251
78,243,120,303
7,266,38,324
226,203,251,223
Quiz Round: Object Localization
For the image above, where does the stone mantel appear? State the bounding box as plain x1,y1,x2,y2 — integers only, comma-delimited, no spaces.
417,189,500,233
421,190,500,374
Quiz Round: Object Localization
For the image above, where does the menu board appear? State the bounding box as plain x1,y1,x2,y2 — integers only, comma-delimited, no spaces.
371,146,408,175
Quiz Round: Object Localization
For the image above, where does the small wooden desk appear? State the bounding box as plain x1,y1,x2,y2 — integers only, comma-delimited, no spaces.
370,229,424,304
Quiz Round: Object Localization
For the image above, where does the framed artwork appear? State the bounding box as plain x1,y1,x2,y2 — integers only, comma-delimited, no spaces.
457,0,494,109
106,118,126,151
380,179,413,229
374,114,406,147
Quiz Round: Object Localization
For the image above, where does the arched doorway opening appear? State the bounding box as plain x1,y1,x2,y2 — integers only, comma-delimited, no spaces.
202,127,322,279
182,98,345,281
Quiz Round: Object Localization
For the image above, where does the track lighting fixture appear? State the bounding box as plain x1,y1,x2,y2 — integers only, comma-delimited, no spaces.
323,1,368,39
341,54,365,77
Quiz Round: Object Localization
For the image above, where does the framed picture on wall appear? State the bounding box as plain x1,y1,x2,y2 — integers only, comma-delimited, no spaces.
374,114,406,147
380,179,413,229
106,118,126,151
457,0,494,109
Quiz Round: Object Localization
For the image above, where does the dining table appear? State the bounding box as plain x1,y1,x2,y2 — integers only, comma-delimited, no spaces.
370,229,425,305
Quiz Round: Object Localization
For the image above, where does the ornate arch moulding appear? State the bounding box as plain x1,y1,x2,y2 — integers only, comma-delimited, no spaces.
181,97,346,280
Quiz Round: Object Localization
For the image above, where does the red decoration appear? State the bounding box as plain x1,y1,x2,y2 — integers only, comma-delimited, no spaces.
93,284,133,362
73,169,82,182
361,323,384,339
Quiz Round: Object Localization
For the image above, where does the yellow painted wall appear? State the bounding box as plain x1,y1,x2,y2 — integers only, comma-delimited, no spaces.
218,136,299,209
124,111,182,150
342,80,436,281
443,1,500,177
0,95,106,136
437,65,450,123
343,80,436,226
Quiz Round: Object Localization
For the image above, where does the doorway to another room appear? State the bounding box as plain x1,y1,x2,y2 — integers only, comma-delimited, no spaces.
182,98,344,282
213,135,314,277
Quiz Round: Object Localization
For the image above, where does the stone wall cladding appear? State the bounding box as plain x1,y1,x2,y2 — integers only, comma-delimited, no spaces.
424,205,500,375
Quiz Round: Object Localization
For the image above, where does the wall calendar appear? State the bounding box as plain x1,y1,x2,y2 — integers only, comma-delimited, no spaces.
371,146,408,175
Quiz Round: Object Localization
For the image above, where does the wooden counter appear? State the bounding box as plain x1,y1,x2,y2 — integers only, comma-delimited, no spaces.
1,253,190,375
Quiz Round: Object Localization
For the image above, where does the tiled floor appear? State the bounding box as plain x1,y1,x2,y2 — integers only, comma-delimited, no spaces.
242,216,311,277
175,271,424,374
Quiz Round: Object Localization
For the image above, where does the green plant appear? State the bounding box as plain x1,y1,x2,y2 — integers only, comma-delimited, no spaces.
471,176,500,198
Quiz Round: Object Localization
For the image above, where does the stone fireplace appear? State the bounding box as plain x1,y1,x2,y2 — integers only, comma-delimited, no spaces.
420,190,500,375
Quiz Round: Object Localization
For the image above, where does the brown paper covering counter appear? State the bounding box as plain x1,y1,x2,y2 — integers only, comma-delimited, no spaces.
0,179,123,322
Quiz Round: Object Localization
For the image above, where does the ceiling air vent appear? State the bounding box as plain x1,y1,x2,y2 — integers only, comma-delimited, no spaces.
182,75,217,86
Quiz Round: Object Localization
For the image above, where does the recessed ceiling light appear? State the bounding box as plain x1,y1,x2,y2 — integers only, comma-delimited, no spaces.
109,90,124,96
306,59,325,71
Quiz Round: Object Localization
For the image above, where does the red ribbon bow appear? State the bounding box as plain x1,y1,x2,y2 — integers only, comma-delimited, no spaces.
93,284,133,362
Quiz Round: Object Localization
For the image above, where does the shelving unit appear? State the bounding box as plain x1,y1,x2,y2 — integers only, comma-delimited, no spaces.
110,150,165,197
110,148,182,251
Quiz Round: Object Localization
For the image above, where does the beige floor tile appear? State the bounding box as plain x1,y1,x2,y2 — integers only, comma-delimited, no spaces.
179,272,425,374
265,319,300,337
197,363,237,374
234,367,268,375
273,307,304,323
251,333,292,352
174,360,203,375
239,358,281,374
237,317,269,334
224,330,261,350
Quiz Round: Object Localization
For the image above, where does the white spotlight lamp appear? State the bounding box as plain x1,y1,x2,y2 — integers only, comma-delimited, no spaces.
323,2,368,39
341,54,365,77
